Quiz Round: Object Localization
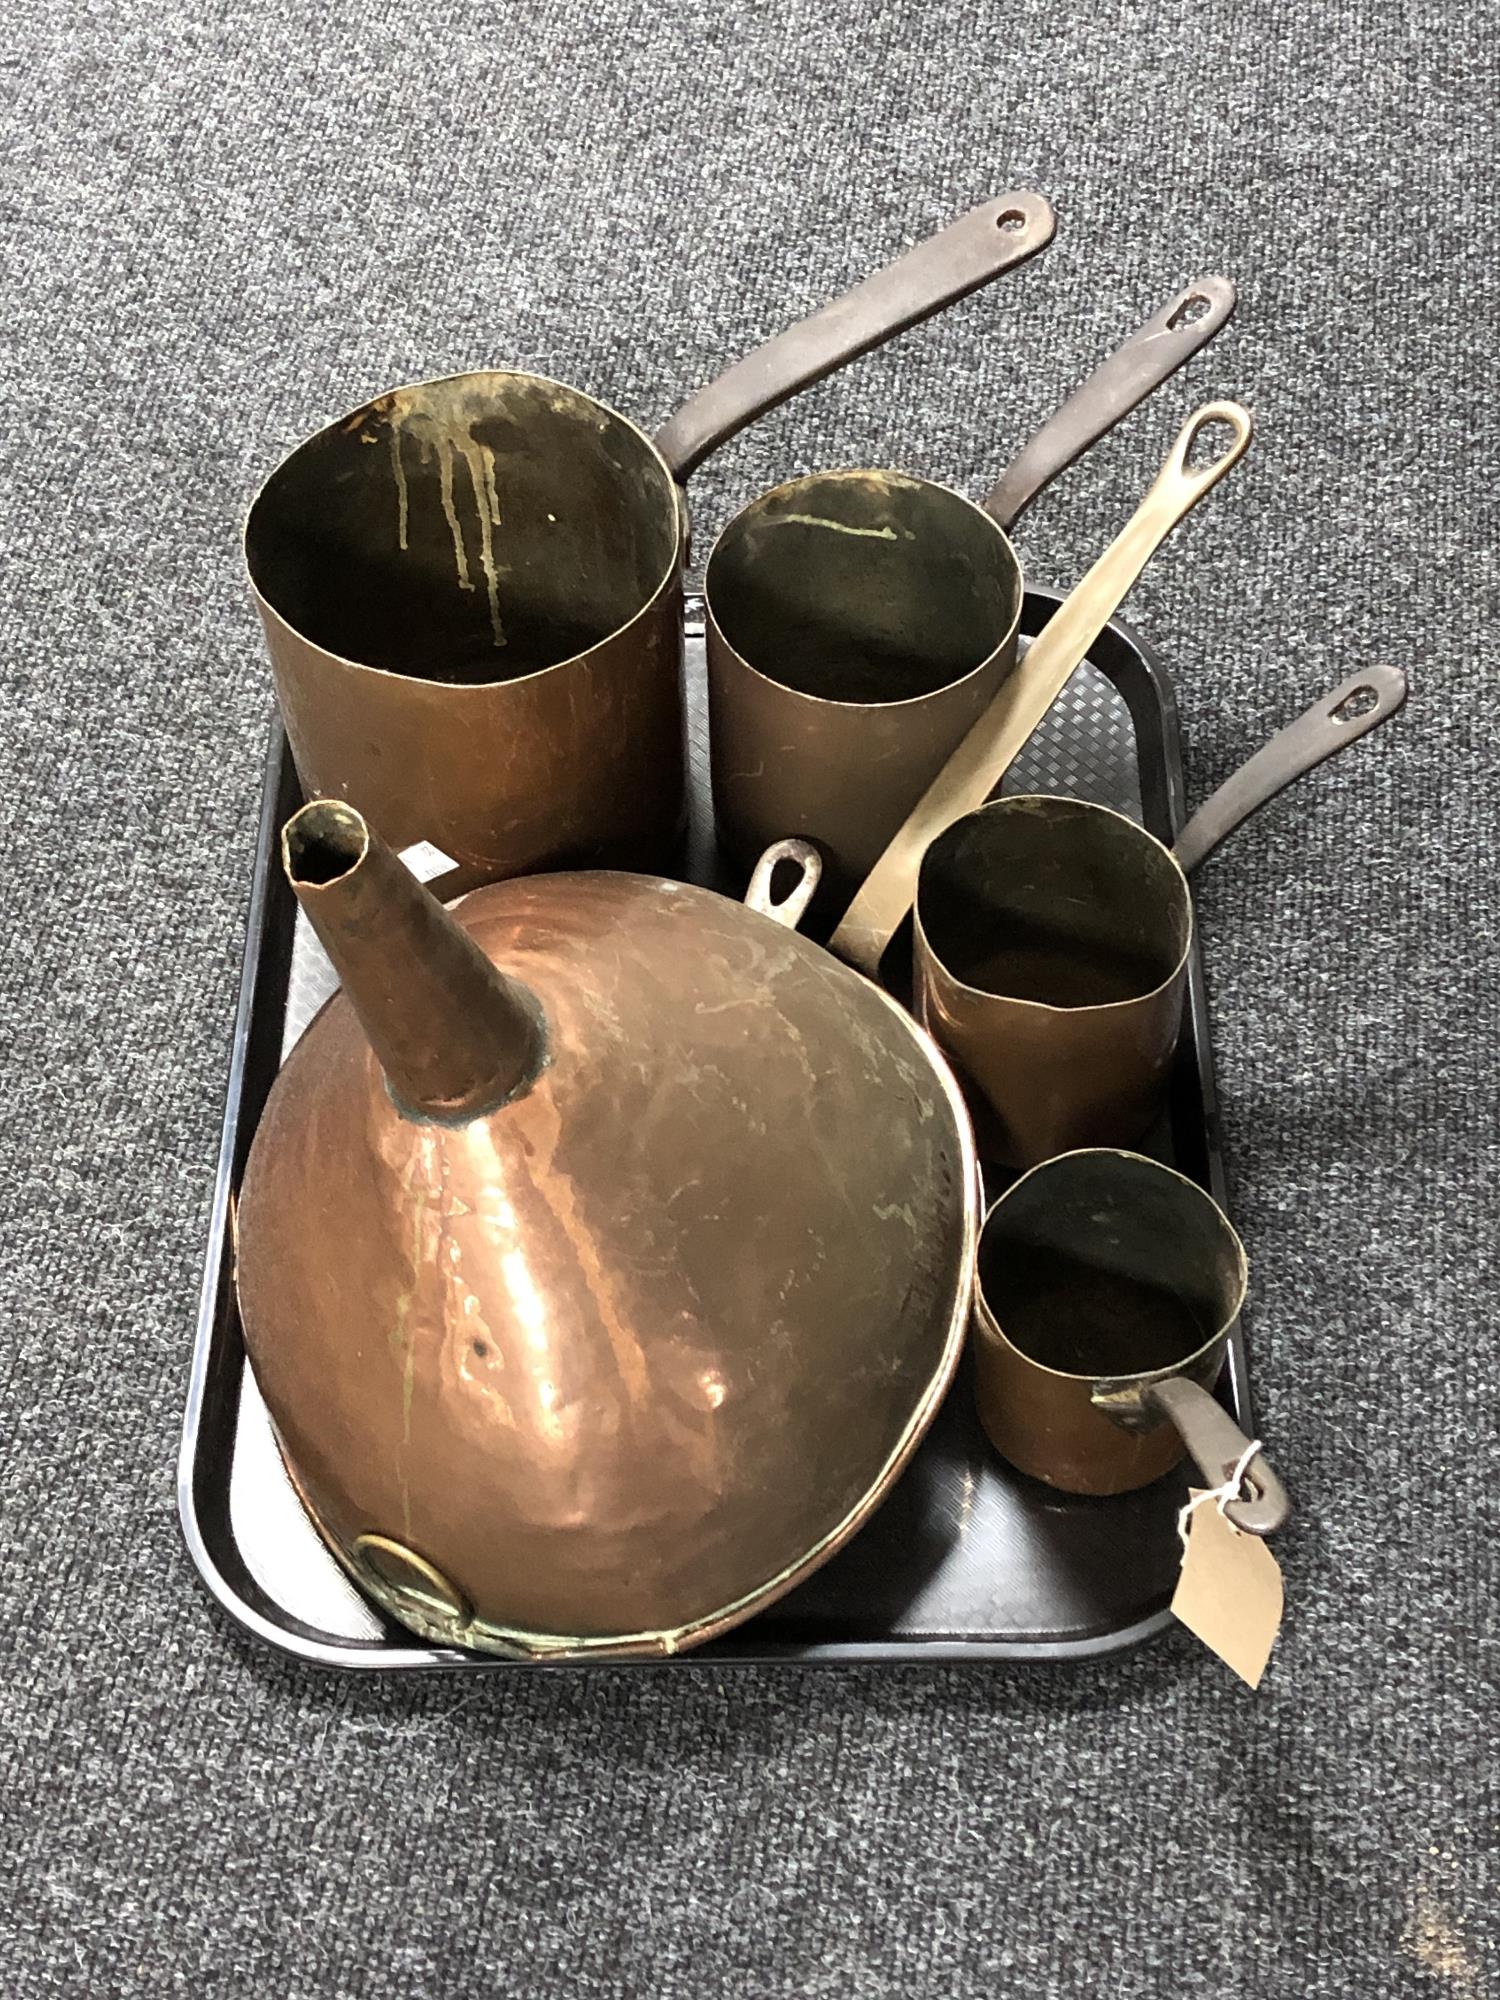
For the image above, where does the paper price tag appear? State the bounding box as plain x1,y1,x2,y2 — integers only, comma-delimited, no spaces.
398,840,459,885
1171,1488,1284,1690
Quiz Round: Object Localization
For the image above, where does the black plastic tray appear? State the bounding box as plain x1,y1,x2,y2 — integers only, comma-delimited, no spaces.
179,588,1251,1668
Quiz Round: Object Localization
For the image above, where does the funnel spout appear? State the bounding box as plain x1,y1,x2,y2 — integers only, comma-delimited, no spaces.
282,802,546,1119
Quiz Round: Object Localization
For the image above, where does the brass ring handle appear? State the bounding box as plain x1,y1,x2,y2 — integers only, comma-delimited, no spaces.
745,838,822,933
1152,398,1254,505
653,192,1057,481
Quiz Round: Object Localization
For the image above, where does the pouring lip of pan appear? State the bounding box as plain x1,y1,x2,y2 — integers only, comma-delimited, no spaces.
242,366,687,692
248,932,982,1663
703,467,1025,711
972,1148,1249,1388
915,794,1196,1013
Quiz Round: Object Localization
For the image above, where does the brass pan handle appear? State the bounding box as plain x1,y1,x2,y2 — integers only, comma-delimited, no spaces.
1173,663,1408,874
654,193,1056,481
1150,398,1256,513
745,838,822,933
829,400,1254,977
983,275,1237,530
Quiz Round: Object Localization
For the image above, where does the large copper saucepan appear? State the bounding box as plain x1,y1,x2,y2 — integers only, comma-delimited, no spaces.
243,195,1054,894
234,807,978,1659
705,278,1235,902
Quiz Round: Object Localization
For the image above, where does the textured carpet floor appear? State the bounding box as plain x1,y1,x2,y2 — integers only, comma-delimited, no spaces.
2,2,1496,1994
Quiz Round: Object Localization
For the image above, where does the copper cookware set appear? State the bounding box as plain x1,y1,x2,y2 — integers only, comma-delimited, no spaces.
230,193,1404,1660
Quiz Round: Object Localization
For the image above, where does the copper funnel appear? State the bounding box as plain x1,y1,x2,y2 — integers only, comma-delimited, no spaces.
235,807,977,1658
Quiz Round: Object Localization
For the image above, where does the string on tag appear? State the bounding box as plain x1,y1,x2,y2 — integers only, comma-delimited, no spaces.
1177,1439,1263,1547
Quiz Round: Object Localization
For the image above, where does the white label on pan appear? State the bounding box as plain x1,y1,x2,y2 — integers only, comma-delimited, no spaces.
399,840,459,884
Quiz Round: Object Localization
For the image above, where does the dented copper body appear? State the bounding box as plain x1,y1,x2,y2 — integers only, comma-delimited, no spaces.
916,795,1191,1166
234,805,978,1658
913,666,1408,1166
246,372,692,894
244,196,1055,893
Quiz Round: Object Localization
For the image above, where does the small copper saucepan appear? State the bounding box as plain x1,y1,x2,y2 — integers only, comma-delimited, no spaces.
914,665,1408,1166
244,194,1054,894
705,278,1235,901
973,1149,1289,1529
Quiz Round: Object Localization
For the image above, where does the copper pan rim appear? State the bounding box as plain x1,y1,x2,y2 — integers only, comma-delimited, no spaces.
972,1148,1248,1388
243,366,686,691
703,467,1023,712
916,795,1196,1015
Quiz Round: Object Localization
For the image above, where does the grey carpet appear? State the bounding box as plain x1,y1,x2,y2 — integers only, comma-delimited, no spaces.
2,2,1496,1994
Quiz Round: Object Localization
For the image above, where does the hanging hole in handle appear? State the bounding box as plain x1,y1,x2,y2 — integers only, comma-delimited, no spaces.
767,854,808,909
1331,683,1379,723
746,838,821,929
1167,292,1211,331
997,208,1028,232
1185,414,1240,470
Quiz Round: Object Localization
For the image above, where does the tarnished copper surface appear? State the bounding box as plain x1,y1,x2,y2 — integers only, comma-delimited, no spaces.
706,471,1019,902
243,197,1054,894
971,1152,1237,1497
280,800,547,1117
916,796,1189,1167
914,667,1409,1166
235,807,977,1657
705,284,1236,903
247,372,690,894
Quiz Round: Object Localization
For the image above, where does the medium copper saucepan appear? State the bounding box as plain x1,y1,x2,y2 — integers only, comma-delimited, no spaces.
830,397,1254,974
243,194,1054,894
234,809,979,1659
706,277,1235,900
914,665,1408,1164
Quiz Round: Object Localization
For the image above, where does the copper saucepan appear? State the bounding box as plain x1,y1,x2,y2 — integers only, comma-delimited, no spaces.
829,398,1255,974
243,194,1054,894
705,277,1235,902
914,665,1408,1165
234,810,979,1660
973,1148,1290,1528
